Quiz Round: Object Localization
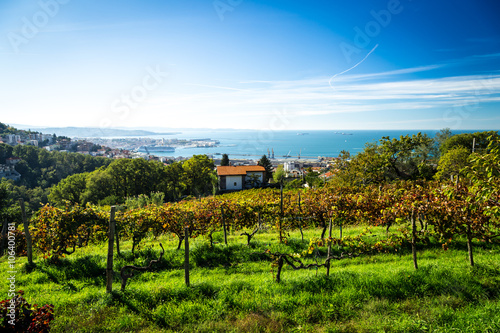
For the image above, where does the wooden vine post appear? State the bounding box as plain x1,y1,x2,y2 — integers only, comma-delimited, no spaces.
106,206,116,293
115,221,121,257
326,218,333,277
184,226,190,287
298,192,304,241
221,206,227,245
411,207,418,270
466,223,474,267
1,219,7,255
19,199,33,265
275,255,284,283
279,182,283,243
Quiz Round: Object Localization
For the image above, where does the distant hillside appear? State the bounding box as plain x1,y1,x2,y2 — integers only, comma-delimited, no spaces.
0,122,39,136
14,126,180,138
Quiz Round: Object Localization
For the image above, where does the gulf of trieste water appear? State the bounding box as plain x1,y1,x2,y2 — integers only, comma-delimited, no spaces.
143,129,482,160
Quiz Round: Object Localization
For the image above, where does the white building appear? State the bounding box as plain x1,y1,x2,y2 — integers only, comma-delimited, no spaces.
42,134,54,144
6,134,21,144
6,157,22,165
217,165,266,191
0,165,21,182
284,161,303,178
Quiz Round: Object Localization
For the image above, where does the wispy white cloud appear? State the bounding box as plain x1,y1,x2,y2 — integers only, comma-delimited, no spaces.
155,70,500,121
467,37,500,44
42,20,168,33
184,83,252,92
471,53,500,58
370,118,447,125
329,44,379,89
119,55,500,129
335,64,445,82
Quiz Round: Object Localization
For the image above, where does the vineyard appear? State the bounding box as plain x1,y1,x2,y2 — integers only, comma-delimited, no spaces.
1,135,500,332
29,180,500,269
1,179,500,332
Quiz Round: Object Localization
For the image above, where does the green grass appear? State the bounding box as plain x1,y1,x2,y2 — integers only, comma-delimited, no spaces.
2,225,500,332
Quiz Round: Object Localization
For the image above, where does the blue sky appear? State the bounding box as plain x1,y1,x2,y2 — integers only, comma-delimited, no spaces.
1,0,499,130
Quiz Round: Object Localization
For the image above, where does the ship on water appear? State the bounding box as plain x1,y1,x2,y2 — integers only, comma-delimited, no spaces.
137,145,175,153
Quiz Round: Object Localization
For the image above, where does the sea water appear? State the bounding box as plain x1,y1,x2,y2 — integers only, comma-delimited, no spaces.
142,129,483,160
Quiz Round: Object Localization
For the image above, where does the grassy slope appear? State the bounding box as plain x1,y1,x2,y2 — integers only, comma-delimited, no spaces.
1,226,500,332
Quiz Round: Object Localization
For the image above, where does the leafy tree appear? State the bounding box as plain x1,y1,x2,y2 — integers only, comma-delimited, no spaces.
80,168,114,205
305,171,323,188
182,155,216,197
258,155,273,183
105,158,166,199
0,181,10,221
333,133,436,186
440,130,498,155
12,160,36,187
245,174,262,189
220,154,229,166
465,136,500,218
0,122,18,135
8,144,110,188
336,143,385,186
378,133,435,180
0,144,13,164
48,154,222,205
335,150,350,170
273,165,285,184
434,128,452,157
209,172,219,196
434,146,470,181
164,161,185,201
0,125,111,216
48,173,89,206
13,145,39,169
0,179,48,216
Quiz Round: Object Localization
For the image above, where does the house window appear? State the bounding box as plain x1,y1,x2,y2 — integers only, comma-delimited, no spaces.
234,182,237,186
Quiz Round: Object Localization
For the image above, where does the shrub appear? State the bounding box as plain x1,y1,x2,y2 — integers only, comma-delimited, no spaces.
0,290,54,333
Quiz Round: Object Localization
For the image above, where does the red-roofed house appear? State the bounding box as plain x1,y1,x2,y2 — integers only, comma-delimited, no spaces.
319,171,335,180
217,165,266,191
6,157,22,165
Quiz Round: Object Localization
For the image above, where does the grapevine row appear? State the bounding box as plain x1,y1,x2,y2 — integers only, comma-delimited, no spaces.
28,181,499,261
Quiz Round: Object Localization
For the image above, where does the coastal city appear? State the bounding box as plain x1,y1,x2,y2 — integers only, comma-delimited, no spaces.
0,125,336,184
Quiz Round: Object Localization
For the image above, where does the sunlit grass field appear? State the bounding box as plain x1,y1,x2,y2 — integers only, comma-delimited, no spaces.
1,225,500,332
